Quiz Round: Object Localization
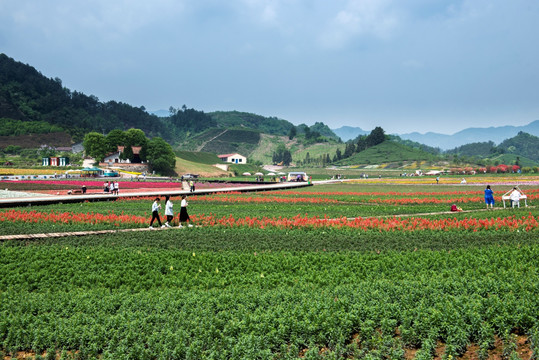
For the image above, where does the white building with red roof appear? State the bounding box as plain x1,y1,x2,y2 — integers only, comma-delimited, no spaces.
218,153,246,164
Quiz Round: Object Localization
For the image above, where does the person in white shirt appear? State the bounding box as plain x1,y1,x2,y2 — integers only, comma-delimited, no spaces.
164,196,174,227
509,187,522,208
178,195,193,228
149,198,164,228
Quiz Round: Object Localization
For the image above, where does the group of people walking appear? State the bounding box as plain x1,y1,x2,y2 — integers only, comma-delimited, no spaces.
149,195,193,229
103,181,119,195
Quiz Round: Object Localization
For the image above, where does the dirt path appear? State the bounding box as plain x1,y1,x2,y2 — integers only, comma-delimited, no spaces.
196,129,229,152
0,226,187,241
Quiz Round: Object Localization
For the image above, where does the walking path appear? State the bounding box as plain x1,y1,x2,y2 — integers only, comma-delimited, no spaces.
1,206,528,242
0,181,312,208
196,129,228,152
0,189,53,199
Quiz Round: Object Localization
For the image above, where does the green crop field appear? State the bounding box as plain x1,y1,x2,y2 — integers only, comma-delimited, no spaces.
1,180,538,359
176,151,221,165
337,142,438,166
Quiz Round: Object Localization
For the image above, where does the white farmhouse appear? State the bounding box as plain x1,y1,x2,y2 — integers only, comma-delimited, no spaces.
218,153,246,164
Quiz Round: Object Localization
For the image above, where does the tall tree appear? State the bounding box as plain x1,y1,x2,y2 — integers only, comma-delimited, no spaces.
335,148,342,160
83,132,108,162
147,137,176,175
124,128,148,162
365,126,386,147
106,129,126,153
356,137,367,152
288,126,297,140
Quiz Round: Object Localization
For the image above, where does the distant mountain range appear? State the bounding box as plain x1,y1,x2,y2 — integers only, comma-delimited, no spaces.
399,121,539,150
332,121,539,150
331,126,369,141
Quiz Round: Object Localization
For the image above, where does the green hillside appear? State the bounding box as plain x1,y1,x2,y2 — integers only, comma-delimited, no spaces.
496,132,539,161
178,127,262,153
249,134,291,164
294,143,345,163
174,156,229,177
209,111,293,136
301,122,340,140
197,129,261,155
486,153,538,167
176,151,221,165
337,141,438,165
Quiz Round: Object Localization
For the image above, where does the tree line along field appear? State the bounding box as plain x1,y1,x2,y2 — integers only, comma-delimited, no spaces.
0,182,538,359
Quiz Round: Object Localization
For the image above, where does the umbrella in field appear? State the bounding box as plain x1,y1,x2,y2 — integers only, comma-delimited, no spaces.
242,172,251,176
277,172,286,175
267,172,276,176
254,172,264,176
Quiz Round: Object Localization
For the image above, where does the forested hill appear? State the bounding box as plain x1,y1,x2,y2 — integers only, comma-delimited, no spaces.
0,53,338,145
445,132,539,162
209,111,293,136
0,53,169,142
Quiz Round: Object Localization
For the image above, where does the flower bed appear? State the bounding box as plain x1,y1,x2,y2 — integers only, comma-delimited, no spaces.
2,209,538,232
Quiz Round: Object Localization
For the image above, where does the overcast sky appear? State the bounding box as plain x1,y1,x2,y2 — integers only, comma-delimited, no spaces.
1,0,538,134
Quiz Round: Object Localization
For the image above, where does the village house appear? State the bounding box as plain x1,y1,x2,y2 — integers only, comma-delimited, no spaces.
103,146,143,164
218,153,246,164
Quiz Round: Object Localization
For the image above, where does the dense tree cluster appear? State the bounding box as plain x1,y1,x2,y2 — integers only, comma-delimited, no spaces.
0,54,222,144
272,144,292,166
168,105,217,135
209,111,293,136
445,141,496,157
340,126,388,160
0,54,166,142
83,129,175,175
444,132,539,164
297,152,332,166
496,132,539,161
0,118,63,136
390,136,442,155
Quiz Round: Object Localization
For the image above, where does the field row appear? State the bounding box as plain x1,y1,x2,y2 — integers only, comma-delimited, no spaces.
1,209,539,236
1,182,538,359
1,233,538,359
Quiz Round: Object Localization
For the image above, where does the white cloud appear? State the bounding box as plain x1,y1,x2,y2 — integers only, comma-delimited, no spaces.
318,0,400,49
3,0,186,42
239,0,281,26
